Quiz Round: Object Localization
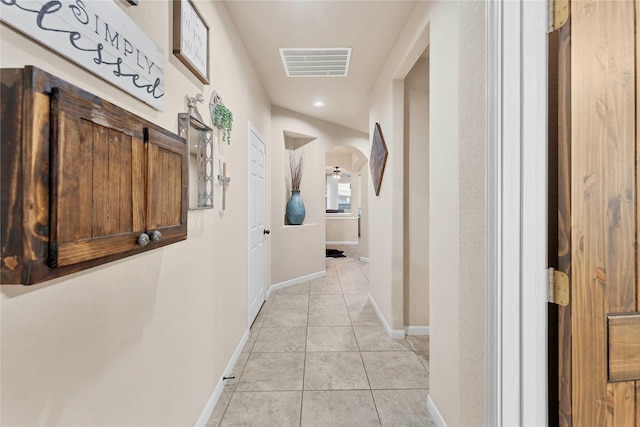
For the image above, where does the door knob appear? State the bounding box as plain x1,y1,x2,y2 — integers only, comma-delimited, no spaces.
149,230,162,242
136,233,150,247
263,229,271,235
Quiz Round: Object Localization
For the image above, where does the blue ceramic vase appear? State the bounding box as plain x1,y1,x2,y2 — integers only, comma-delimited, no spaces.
286,191,306,225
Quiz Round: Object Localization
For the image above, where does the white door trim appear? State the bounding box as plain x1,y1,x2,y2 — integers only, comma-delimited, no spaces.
485,2,503,423
486,0,548,425
520,1,549,424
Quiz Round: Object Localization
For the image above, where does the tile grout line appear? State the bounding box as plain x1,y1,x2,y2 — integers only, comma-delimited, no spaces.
350,258,383,426
218,297,272,426
299,277,311,427
335,256,383,425
337,249,428,425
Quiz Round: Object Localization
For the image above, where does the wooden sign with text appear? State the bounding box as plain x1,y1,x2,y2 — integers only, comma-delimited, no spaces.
1,0,165,110
173,0,209,84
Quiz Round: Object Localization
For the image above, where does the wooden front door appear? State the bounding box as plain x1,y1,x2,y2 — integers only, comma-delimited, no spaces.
556,1,640,425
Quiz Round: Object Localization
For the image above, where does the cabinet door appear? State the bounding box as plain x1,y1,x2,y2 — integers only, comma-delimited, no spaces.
145,126,188,242
49,88,146,267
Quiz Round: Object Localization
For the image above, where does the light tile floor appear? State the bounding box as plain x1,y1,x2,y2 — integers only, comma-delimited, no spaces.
208,245,435,426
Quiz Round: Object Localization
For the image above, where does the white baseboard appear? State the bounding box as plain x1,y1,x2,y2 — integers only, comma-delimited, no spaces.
427,395,447,427
325,240,360,245
405,326,430,336
368,293,405,339
267,270,325,299
359,257,370,263
195,328,250,427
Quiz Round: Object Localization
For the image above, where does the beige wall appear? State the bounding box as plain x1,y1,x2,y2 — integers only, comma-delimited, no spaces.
369,81,404,330
0,1,271,425
458,1,486,424
368,1,485,426
359,165,371,260
325,151,353,171
270,107,368,285
404,57,430,328
427,2,461,424
326,217,359,243
368,0,434,333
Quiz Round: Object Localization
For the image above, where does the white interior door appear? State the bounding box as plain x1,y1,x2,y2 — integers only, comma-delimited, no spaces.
248,124,267,326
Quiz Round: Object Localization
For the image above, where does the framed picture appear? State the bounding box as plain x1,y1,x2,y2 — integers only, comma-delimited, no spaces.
173,0,209,84
369,122,388,196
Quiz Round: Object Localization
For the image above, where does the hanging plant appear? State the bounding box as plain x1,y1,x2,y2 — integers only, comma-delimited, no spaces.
213,102,233,144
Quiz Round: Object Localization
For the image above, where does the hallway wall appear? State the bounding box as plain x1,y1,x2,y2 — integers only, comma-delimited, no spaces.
0,2,271,425
270,107,368,286
457,2,487,424
368,1,486,426
369,79,405,333
404,57,430,328
427,2,461,425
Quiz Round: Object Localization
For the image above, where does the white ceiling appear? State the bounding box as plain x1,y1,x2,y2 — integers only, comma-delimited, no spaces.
223,1,418,134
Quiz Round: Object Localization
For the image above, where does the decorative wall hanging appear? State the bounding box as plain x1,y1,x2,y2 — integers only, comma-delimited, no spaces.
2,66,186,285
217,159,231,212
179,96,214,209
186,93,205,122
208,91,232,212
209,91,233,145
369,122,388,196
173,0,209,84
0,0,165,110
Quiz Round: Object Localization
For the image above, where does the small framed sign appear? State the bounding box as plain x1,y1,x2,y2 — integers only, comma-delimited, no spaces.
173,0,210,84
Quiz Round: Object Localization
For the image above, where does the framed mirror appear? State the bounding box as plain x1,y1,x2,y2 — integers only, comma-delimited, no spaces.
178,113,214,209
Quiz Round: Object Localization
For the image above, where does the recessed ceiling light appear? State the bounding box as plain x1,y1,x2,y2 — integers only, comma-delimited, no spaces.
313,101,325,108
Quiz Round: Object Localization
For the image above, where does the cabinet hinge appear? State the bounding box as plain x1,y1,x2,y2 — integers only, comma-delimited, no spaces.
548,0,569,33
547,268,569,306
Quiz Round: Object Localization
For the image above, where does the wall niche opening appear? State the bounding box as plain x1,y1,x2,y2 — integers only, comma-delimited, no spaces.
283,130,316,225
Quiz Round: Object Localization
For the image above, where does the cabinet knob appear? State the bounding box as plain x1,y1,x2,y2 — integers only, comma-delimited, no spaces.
149,230,162,242
137,233,150,247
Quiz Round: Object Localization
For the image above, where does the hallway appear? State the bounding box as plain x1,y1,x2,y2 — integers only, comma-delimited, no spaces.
208,247,434,426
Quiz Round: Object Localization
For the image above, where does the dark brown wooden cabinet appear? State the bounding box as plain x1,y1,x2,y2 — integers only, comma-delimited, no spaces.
1,66,187,284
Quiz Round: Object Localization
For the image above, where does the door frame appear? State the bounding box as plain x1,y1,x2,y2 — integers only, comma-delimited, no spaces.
486,0,549,425
247,122,268,327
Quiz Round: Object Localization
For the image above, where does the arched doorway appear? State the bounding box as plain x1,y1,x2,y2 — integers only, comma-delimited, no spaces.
325,146,368,255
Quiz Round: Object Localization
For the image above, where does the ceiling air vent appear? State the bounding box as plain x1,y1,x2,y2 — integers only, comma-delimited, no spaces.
279,48,352,77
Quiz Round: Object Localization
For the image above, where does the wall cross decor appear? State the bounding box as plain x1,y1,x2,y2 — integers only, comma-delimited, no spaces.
218,159,231,211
